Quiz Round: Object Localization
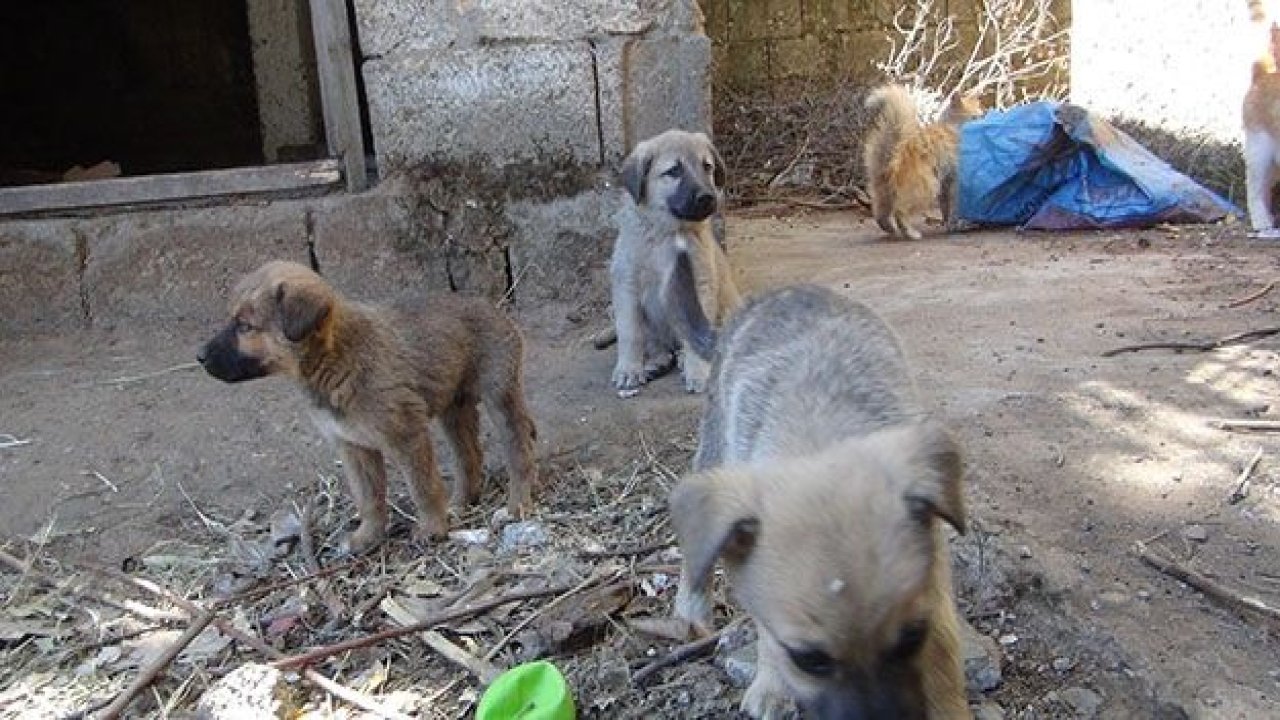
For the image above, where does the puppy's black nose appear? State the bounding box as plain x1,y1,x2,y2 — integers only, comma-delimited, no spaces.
693,191,716,216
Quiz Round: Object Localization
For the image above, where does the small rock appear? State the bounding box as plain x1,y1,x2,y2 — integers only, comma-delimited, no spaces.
717,646,756,688
997,633,1018,646
1136,589,1152,602
1182,524,1208,543
500,521,548,552
1048,686,1103,719
959,620,1003,693
1018,545,1033,559
1052,656,1077,672
196,663,294,720
1096,589,1130,608
449,528,490,546
973,700,1005,720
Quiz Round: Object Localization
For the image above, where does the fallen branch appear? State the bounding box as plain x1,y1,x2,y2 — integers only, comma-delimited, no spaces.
1229,448,1264,505
1226,281,1275,308
1207,418,1280,432
1102,326,1280,357
1134,541,1280,630
0,547,186,623
483,570,621,663
87,562,412,720
632,617,746,687
272,577,604,671
94,609,216,720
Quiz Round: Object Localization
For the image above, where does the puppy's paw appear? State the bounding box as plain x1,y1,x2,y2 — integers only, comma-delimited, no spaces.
340,522,386,556
681,354,710,394
741,672,791,720
644,352,677,380
612,361,647,391
414,514,450,543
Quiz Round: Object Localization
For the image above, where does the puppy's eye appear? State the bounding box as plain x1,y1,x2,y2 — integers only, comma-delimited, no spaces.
786,646,836,677
235,319,253,334
885,621,929,662
661,164,682,178
702,159,714,173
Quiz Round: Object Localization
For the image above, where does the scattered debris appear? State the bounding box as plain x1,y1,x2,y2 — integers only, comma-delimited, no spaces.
960,620,1004,693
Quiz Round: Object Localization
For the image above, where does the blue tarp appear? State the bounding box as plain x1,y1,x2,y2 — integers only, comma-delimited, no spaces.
957,102,1241,230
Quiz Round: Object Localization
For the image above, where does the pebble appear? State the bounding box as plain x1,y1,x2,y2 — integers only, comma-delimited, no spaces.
500,520,548,551
195,663,292,720
1018,545,1033,559
959,620,1003,693
1047,686,1103,719
1052,656,1077,672
973,701,1005,720
1182,524,1208,543
717,648,756,688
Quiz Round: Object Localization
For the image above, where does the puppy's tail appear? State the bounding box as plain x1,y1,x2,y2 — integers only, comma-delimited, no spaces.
864,85,922,152
665,246,717,362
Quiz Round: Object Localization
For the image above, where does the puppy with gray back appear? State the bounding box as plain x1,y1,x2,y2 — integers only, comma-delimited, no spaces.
670,285,970,719
610,129,740,394
198,261,538,554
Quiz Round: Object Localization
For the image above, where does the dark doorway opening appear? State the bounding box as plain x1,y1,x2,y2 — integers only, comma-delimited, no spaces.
0,1,267,187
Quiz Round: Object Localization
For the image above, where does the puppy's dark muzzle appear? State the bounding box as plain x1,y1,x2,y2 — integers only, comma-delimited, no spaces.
669,177,718,222
197,323,268,383
806,679,926,720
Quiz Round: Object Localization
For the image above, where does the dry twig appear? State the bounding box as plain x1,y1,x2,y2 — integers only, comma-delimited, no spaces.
272,577,606,671
94,609,216,720
0,547,186,623
1208,418,1280,433
1229,448,1264,505
1226,281,1276,308
298,499,347,624
86,562,413,720
1134,541,1280,630
1102,326,1280,357
631,617,747,687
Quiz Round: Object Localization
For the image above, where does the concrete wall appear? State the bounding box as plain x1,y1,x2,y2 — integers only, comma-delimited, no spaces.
246,0,324,162
353,0,712,172
1071,0,1256,143
2,0,716,338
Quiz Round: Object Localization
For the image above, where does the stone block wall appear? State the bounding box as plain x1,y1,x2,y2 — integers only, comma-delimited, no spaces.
353,0,712,172
703,0,1070,92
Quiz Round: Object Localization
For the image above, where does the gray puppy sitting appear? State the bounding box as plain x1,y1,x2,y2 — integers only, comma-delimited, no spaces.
669,284,971,719
609,129,740,395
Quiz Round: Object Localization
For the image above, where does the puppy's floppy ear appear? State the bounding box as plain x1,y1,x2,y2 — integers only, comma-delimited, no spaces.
901,422,967,534
620,143,652,203
670,469,760,591
697,132,727,188
276,280,333,342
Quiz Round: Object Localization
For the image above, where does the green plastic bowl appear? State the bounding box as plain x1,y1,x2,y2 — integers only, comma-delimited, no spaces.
476,660,576,720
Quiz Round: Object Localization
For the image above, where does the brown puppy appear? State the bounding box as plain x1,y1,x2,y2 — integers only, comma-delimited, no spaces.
864,85,983,240
671,285,969,719
198,261,538,553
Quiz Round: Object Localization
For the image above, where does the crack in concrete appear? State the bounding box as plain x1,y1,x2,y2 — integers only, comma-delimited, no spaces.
73,226,91,327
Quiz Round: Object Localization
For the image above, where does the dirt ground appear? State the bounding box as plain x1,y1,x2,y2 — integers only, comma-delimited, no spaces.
2,209,1280,718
